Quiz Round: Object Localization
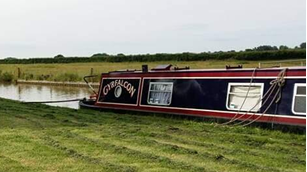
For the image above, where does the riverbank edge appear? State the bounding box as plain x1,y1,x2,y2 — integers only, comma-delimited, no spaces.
16,79,100,88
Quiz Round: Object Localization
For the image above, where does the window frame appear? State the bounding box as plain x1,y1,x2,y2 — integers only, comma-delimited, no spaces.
291,83,306,115
147,82,173,106
226,83,264,112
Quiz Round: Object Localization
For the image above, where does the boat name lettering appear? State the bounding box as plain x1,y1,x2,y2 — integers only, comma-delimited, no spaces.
103,80,136,98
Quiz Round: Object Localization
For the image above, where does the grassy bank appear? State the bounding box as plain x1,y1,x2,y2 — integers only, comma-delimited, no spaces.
0,59,305,82
0,98,305,172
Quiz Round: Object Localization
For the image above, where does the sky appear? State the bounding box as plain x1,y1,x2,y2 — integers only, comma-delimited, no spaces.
0,0,305,58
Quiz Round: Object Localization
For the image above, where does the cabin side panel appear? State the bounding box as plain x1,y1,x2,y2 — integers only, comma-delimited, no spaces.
277,78,306,116
97,78,141,106
140,78,306,117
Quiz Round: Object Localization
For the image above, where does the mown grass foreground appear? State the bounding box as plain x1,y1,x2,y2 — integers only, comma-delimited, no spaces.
0,98,305,172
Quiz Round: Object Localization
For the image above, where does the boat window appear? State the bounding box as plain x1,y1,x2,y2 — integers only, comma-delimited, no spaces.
292,83,306,115
226,83,263,112
147,82,173,106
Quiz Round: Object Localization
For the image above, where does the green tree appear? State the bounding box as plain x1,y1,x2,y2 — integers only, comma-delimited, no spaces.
54,54,65,59
5,57,17,60
91,53,109,58
253,45,278,51
279,45,289,50
300,42,306,49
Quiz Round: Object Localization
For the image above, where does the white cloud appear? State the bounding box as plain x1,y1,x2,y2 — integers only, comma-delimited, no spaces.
0,0,305,58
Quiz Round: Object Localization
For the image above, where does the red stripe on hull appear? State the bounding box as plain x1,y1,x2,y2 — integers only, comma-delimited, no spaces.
103,69,306,78
93,103,306,126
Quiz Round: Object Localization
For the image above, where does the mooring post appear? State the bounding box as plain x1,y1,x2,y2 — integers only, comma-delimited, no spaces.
90,68,94,82
90,68,94,75
17,68,21,79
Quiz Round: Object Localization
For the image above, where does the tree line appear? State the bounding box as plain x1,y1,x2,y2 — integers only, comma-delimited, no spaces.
1,43,305,64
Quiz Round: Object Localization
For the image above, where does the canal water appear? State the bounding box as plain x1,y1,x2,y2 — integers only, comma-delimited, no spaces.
0,83,93,109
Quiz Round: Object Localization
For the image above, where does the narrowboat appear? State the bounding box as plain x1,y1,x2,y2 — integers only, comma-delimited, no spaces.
80,64,306,126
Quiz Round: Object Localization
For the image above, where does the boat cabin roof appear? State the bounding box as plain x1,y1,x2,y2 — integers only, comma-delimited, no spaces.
107,64,306,74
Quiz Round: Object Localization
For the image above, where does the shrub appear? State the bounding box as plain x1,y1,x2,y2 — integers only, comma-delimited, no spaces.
54,73,80,82
23,73,34,80
0,72,14,82
35,74,51,81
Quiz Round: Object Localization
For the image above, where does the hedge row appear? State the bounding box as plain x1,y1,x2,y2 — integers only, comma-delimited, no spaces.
0,49,305,64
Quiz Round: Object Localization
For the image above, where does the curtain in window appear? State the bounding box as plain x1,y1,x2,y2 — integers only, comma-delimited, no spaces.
231,86,261,94
229,94,260,110
294,96,306,113
228,85,261,111
149,92,171,105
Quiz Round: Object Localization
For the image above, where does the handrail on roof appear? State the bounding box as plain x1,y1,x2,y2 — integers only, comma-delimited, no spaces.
258,59,306,68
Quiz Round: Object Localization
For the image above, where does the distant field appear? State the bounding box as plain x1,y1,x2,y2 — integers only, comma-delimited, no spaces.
0,98,305,172
0,59,305,82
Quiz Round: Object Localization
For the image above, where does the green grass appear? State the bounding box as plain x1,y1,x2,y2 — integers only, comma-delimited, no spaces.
0,98,305,172
0,59,305,82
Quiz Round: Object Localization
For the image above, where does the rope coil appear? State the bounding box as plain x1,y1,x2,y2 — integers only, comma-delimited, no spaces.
241,68,286,126
221,68,287,126
221,68,257,125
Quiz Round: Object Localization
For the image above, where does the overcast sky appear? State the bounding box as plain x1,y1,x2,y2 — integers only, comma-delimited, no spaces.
0,0,305,58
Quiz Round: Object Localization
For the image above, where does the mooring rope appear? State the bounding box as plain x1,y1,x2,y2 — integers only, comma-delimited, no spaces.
83,75,98,95
221,68,257,125
235,69,287,125
232,84,278,125
221,68,287,126
241,68,287,126
23,98,83,104
232,79,279,125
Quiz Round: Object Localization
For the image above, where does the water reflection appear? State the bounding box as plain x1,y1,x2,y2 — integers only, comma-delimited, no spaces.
0,83,93,109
